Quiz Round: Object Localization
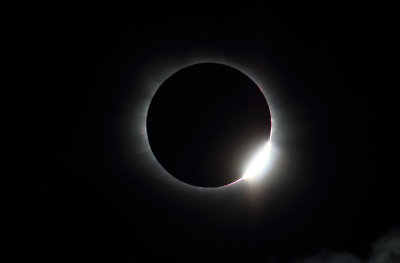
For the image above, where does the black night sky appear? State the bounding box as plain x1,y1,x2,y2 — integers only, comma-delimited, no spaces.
8,4,400,262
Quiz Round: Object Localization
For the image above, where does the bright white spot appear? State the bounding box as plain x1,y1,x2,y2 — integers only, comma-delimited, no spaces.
242,141,271,180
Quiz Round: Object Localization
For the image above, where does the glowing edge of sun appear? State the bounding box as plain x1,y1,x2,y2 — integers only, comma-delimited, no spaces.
241,140,272,180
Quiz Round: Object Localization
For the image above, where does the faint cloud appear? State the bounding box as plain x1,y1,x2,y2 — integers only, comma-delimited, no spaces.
290,227,400,263
367,228,400,263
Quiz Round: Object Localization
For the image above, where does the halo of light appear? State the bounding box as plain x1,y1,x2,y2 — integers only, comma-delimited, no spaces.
122,52,281,192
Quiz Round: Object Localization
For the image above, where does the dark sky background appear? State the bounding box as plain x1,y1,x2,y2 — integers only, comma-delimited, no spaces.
7,4,400,262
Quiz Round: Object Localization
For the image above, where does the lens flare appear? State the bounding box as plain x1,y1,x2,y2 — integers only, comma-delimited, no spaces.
242,141,271,180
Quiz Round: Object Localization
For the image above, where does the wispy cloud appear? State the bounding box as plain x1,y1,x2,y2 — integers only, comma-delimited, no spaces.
367,228,400,263
291,227,400,263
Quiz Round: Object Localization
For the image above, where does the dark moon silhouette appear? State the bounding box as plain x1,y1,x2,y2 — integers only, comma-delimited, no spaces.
146,63,271,187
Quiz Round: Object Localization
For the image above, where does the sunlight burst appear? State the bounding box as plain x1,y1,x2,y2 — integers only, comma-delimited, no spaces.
242,141,271,180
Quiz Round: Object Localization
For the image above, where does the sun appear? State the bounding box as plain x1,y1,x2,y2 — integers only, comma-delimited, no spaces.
123,54,280,190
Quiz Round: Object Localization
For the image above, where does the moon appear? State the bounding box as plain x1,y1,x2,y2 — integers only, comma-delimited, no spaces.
146,63,271,188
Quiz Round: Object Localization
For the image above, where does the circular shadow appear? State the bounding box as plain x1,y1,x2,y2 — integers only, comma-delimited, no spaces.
146,63,271,187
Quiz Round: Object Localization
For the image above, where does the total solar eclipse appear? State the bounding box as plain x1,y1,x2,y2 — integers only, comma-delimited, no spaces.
146,63,271,188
